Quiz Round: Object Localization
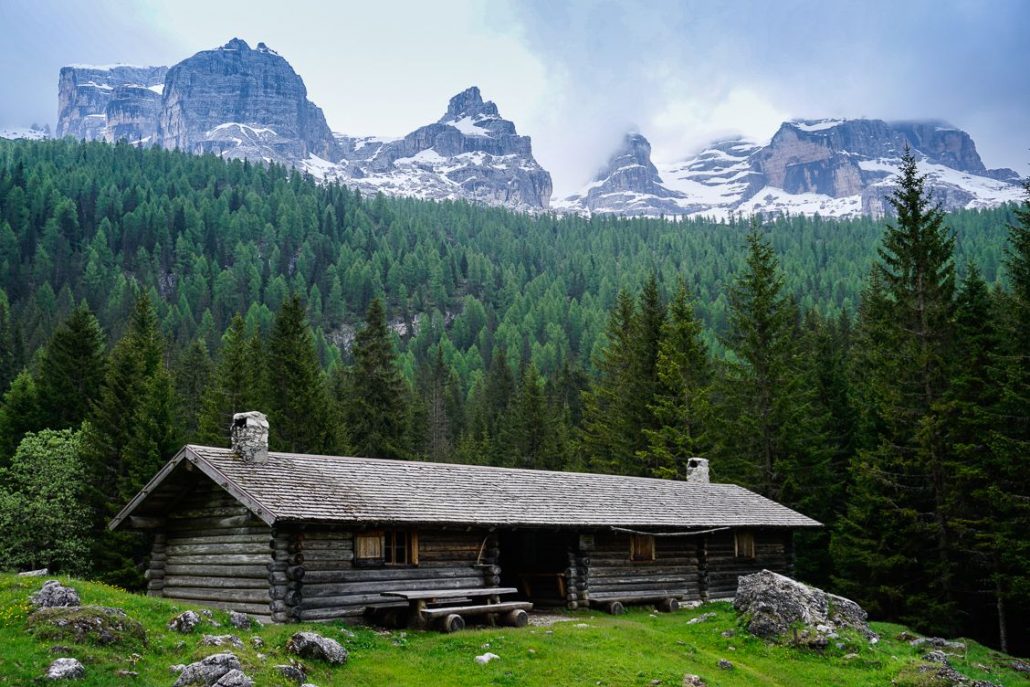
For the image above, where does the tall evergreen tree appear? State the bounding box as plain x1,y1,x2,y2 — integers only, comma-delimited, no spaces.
81,291,179,587
172,339,212,442
415,348,462,462
833,151,958,632
36,305,107,430
0,290,23,393
639,281,712,479
503,361,562,470
342,297,409,459
197,315,263,445
265,295,332,453
0,370,42,465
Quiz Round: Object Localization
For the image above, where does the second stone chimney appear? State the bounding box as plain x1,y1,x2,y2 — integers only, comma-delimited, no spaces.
685,457,710,484
231,411,269,464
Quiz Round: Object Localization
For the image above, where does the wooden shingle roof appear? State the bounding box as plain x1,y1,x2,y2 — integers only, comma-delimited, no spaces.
110,444,820,530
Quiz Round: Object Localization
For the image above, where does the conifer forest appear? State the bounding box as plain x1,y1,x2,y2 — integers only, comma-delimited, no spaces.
0,139,1027,654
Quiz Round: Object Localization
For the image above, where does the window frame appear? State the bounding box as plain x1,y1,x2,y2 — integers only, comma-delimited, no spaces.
629,533,656,562
734,530,756,560
354,528,419,568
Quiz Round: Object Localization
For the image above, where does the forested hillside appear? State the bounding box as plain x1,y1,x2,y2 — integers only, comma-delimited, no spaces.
0,139,1026,656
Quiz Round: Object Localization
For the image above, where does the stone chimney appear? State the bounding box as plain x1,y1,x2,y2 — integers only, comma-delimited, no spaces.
231,411,269,464
685,457,709,484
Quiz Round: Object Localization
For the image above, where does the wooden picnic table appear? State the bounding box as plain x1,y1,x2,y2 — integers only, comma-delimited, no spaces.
381,587,531,632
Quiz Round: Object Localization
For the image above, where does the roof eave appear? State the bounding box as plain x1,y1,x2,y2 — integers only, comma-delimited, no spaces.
108,445,279,531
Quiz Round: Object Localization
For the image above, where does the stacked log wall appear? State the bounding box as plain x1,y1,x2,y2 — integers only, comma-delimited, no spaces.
296,528,495,622
158,481,273,620
703,529,790,599
584,532,701,603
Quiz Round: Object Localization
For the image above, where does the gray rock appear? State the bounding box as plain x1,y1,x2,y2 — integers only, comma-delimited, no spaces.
911,637,967,652
717,659,733,670
213,669,253,687
686,612,717,625
1011,660,1030,674
201,634,244,648
159,39,336,164
56,65,167,140
286,631,348,665
168,611,202,633
924,650,950,664
19,567,49,576
733,569,876,642
275,664,307,683
45,658,84,680
31,580,80,608
114,670,138,678
682,676,707,687
250,636,263,648
173,653,241,687
227,611,252,630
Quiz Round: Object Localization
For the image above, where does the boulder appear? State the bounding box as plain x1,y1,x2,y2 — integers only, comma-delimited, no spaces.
228,612,252,630
201,635,244,648
168,610,202,633
682,676,707,687
31,581,80,608
717,659,733,670
911,637,967,653
173,653,242,687
28,606,146,646
286,632,348,665
19,568,49,577
733,570,876,644
213,669,253,687
275,664,307,683
45,657,84,680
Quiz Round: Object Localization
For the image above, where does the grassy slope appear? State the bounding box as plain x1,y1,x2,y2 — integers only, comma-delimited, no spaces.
0,574,1026,686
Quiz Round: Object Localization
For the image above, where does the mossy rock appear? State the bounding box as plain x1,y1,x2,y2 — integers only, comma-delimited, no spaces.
27,605,147,647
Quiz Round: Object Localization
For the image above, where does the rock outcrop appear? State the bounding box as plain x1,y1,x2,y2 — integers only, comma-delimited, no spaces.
159,38,336,162
173,653,250,687
324,86,552,210
45,657,85,680
27,605,147,646
286,631,348,665
30,580,80,609
733,569,876,645
56,65,167,140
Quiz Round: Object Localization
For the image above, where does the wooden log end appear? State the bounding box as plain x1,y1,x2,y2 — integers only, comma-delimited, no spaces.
439,613,465,633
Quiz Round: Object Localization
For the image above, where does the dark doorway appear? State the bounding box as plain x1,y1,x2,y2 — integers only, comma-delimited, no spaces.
498,530,575,607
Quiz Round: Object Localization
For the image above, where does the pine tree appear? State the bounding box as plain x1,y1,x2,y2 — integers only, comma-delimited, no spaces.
833,151,958,632
172,339,212,442
981,181,1030,652
81,291,179,587
342,297,410,459
459,347,515,465
415,348,461,462
197,316,263,445
639,281,712,479
503,361,561,470
580,291,640,474
265,295,332,453
0,370,42,465
0,290,23,393
36,305,107,430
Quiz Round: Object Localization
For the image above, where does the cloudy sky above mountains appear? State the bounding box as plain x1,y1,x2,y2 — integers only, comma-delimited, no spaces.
1,0,1027,194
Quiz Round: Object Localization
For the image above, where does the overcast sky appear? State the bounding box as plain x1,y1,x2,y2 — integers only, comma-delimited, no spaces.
1,0,1027,195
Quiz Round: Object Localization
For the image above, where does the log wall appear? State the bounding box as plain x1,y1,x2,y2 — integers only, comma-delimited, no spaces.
703,529,791,600
155,481,273,621
582,531,702,604
294,527,497,622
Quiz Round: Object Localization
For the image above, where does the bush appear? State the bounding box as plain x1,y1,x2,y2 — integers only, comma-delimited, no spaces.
0,428,90,574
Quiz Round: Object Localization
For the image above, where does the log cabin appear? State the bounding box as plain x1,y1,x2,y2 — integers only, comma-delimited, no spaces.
110,412,819,624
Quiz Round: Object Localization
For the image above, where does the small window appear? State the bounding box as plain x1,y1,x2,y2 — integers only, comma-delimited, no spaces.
735,531,756,559
630,534,655,562
355,529,418,566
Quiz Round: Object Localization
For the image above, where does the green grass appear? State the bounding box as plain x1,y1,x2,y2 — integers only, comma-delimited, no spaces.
1,574,1026,686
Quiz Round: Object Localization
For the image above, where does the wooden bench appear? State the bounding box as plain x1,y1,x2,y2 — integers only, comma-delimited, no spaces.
381,587,532,632
588,590,683,615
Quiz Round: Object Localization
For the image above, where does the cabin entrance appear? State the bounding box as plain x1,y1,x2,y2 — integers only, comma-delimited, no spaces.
498,530,575,607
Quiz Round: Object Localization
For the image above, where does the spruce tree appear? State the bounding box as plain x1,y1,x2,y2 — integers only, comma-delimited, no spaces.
0,370,42,465
197,316,263,445
36,305,107,430
342,297,410,459
265,295,332,454
81,291,179,587
503,361,562,470
580,291,640,474
833,151,958,632
172,339,212,442
639,281,712,479
415,348,461,462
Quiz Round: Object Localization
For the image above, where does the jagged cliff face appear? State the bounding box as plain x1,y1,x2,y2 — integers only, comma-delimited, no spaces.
56,65,167,140
557,133,685,215
320,87,552,210
158,39,336,161
562,120,1021,219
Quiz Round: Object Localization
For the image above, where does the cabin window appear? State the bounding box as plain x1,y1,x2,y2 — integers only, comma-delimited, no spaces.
355,529,419,566
629,534,655,562
735,531,756,559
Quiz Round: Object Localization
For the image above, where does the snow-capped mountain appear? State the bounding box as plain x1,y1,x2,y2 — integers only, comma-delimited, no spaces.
56,64,167,143
561,120,1022,219
304,87,552,210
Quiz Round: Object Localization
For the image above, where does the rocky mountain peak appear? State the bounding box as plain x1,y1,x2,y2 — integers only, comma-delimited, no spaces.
441,86,499,121
220,37,251,51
